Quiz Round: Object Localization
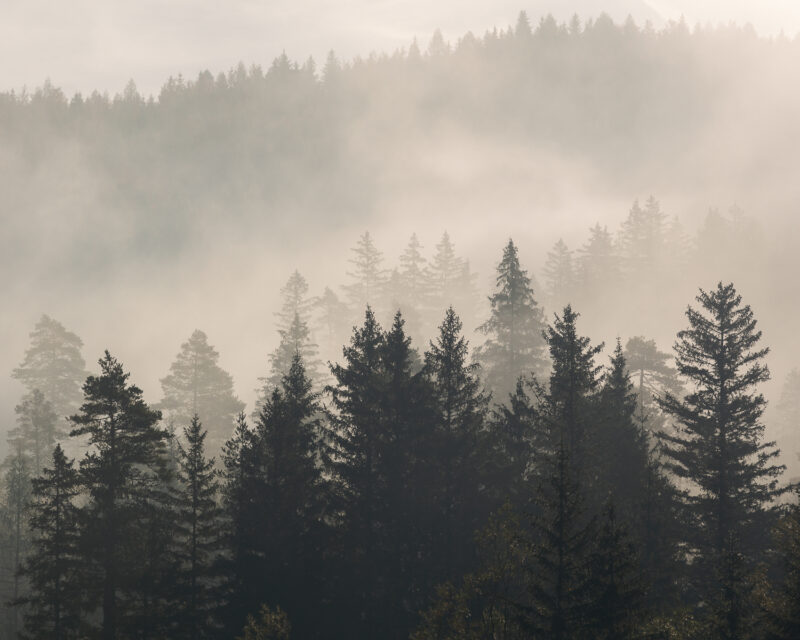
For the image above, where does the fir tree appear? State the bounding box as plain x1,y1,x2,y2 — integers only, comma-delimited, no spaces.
275,270,313,332
159,330,245,456
476,239,547,399
12,315,88,421
624,336,682,436
69,351,169,640
577,224,618,303
11,389,60,475
173,416,223,639
16,445,83,640
263,312,321,396
658,283,787,629
427,232,464,315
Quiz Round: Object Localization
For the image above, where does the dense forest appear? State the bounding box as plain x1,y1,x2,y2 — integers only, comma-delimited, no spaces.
3,9,800,640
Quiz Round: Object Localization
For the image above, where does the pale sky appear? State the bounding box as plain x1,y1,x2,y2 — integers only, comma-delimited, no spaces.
1,0,798,97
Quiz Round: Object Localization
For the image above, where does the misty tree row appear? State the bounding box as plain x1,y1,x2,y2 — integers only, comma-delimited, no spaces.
2,237,800,638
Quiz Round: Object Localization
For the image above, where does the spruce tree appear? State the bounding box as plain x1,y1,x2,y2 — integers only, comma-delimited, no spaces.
427,232,464,316
12,314,88,421
323,307,386,637
263,312,321,395
624,335,682,436
658,283,787,630
16,445,83,640
173,416,223,639
69,351,169,640
424,307,489,584
476,239,547,399
159,330,245,456
577,223,618,299
11,389,60,475
252,354,327,638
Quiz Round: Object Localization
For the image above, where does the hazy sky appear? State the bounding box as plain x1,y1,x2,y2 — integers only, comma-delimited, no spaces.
2,0,798,97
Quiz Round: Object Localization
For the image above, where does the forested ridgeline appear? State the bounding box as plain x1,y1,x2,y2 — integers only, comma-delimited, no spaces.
2,232,800,638
2,12,799,273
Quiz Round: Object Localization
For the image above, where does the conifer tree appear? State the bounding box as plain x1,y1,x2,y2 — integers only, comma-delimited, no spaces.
624,336,682,436
263,312,321,395
761,497,800,639
252,355,327,638
343,232,385,312
159,330,245,455
427,233,464,314
11,389,60,475
774,369,800,479
0,449,32,638
219,413,261,635
275,270,313,332
16,445,83,640
12,315,88,421
173,416,222,639
658,283,787,629
476,239,547,398
424,307,489,583
577,224,618,303
542,239,574,308
323,307,386,637
69,351,169,640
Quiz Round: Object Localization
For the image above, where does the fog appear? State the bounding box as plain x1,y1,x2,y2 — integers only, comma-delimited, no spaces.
4,5,800,637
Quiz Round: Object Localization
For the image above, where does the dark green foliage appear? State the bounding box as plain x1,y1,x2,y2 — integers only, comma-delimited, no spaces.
12,315,88,422
69,351,170,640
476,239,547,398
173,416,223,639
12,389,60,475
658,283,787,629
761,500,800,639
16,445,82,640
159,330,245,456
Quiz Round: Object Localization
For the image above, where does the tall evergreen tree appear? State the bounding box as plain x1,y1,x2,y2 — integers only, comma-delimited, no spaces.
11,389,60,475
16,445,83,640
12,314,88,421
624,336,682,436
0,449,32,638
343,232,385,312
424,307,490,584
323,307,387,637
173,416,223,639
576,224,618,304
263,312,321,395
476,239,547,398
427,233,464,315
542,239,575,308
159,330,245,455
774,368,800,479
658,283,787,632
69,351,169,640
275,270,313,332
252,354,328,638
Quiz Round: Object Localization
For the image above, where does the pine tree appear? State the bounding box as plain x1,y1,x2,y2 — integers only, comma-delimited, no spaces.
173,416,223,639
476,239,547,399
427,232,464,317
159,330,245,456
343,231,385,312
542,239,574,308
11,389,60,475
424,307,490,584
69,351,169,640
16,445,83,640
12,315,88,421
657,283,787,629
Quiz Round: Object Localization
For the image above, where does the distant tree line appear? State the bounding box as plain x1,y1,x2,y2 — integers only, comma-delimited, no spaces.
2,233,800,638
